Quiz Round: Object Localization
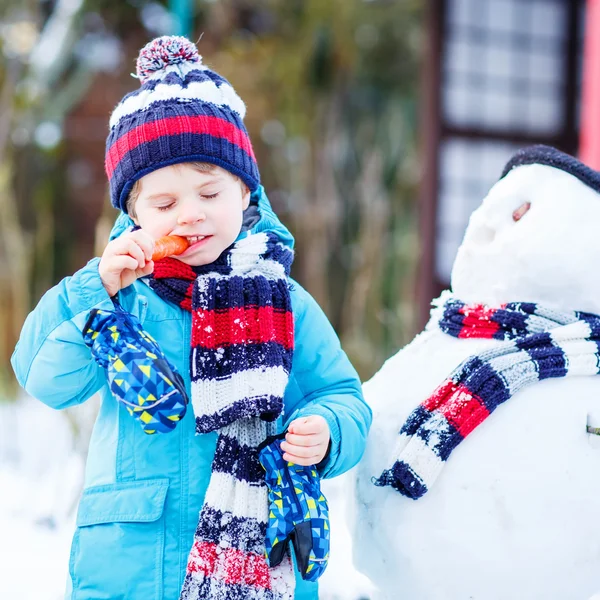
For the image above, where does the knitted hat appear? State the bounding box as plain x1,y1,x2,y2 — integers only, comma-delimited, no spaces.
500,144,600,193
105,36,260,213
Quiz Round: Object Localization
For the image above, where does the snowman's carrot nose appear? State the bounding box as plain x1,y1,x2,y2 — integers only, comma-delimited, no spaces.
152,236,190,261
512,202,531,222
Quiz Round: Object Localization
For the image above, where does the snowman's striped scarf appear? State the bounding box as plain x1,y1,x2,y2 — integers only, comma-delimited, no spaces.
375,293,600,500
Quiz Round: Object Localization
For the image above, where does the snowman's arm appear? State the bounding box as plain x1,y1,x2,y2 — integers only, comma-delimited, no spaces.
284,281,372,478
11,258,111,409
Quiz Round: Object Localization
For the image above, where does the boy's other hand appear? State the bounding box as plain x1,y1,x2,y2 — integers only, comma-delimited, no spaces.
99,229,155,297
282,415,330,466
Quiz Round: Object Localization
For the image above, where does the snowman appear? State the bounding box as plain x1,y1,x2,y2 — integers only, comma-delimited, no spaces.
344,146,600,600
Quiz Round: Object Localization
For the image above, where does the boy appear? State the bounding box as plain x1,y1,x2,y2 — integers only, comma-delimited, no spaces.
11,36,371,600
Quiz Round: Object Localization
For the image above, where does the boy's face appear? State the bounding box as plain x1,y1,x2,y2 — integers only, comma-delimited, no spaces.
132,163,251,266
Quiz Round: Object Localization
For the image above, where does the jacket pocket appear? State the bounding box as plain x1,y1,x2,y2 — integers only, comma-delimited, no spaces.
69,478,169,600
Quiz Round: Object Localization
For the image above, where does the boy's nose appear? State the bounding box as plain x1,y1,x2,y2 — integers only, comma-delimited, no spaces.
177,210,206,226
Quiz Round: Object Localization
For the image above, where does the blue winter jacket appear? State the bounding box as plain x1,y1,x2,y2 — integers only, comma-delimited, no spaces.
11,186,371,600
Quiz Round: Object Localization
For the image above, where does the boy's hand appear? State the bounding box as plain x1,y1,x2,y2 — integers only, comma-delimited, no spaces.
99,229,155,297
282,415,330,466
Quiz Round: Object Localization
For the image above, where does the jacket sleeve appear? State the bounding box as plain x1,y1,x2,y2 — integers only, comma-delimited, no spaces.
284,281,372,479
11,258,115,409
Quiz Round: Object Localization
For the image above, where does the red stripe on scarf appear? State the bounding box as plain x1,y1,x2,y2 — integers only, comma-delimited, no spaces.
186,540,272,589
457,304,501,339
105,116,256,178
153,258,197,280
422,379,457,412
152,259,196,311
191,306,294,349
437,383,490,437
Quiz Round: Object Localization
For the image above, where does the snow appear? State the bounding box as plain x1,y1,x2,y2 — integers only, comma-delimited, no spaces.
1,470,74,600
0,397,89,600
320,476,377,600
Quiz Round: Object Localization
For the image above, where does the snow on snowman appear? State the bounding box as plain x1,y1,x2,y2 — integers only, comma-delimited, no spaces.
321,145,600,600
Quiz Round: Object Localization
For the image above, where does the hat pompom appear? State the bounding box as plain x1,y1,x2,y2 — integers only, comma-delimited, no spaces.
136,36,201,84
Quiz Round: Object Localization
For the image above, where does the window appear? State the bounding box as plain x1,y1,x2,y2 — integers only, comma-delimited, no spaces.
431,0,584,285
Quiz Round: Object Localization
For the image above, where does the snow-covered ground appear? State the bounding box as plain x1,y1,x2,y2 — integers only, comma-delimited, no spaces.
320,474,376,600
0,396,92,600
0,395,373,600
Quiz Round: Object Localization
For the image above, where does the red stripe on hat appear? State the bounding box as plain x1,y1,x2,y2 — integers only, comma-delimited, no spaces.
191,306,294,349
105,115,256,178
437,383,490,437
457,304,501,339
186,540,272,589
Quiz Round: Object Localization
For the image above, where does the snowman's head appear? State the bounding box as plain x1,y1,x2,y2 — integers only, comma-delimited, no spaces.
452,145,600,315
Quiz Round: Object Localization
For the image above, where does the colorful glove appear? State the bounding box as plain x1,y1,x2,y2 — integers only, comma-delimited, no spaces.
258,434,330,582
82,303,188,434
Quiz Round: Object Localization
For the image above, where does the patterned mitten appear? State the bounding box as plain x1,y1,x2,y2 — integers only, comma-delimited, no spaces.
83,303,188,434
258,434,330,581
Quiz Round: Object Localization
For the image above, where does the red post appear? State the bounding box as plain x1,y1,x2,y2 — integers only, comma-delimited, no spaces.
580,0,600,167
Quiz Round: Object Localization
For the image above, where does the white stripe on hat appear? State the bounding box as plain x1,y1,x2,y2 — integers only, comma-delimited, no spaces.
109,78,247,129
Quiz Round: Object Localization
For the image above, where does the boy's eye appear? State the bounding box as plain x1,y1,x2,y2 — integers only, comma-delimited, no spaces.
156,203,175,212
201,192,219,200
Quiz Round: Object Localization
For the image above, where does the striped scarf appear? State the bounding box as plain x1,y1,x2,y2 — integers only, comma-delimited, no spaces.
375,292,600,500
148,232,296,600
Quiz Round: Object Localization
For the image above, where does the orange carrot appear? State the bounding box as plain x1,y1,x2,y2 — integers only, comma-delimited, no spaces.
152,235,190,261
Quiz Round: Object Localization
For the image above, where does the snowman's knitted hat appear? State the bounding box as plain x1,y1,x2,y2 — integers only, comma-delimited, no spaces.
105,36,260,213
500,144,600,193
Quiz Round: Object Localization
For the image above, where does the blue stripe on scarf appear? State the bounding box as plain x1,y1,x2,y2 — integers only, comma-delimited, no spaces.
438,300,466,338
491,306,530,338
467,360,511,411
192,277,291,311
212,434,264,484
516,332,567,379
193,342,292,379
194,395,284,434
415,419,460,461
400,405,431,436
192,506,266,555
387,461,428,498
